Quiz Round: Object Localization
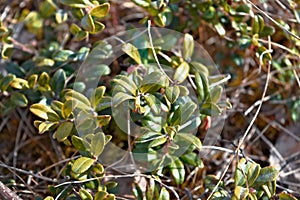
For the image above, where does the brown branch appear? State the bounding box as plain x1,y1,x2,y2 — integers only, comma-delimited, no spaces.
0,181,23,200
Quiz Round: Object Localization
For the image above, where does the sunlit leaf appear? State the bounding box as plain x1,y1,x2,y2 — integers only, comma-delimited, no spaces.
81,14,95,32
169,157,185,185
183,33,194,61
122,43,142,64
166,86,180,103
255,166,278,185
232,186,249,200
71,135,90,151
30,104,60,121
173,61,189,84
90,132,105,157
72,157,94,174
176,133,202,150
79,188,93,200
55,121,73,142
90,3,110,18
158,187,169,200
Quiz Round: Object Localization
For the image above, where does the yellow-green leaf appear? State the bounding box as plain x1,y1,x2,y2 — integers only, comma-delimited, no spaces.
90,3,110,18
71,135,90,151
232,186,249,200
165,86,180,103
183,33,194,61
10,92,28,107
173,61,189,84
81,14,95,32
90,132,105,157
70,23,82,35
122,43,142,64
30,104,60,121
55,121,73,142
72,157,94,174
79,188,93,200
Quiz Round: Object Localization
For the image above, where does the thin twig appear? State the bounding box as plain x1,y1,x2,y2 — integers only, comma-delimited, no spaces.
207,37,272,199
246,0,300,40
147,20,174,83
0,162,57,183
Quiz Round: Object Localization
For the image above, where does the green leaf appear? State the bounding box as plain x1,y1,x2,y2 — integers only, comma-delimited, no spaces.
195,72,209,102
53,50,74,62
278,192,298,200
90,3,110,18
38,72,50,87
65,90,91,110
122,43,142,64
260,25,275,37
210,85,223,103
183,33,194,61
72,157,94,174
10,92,28,107
91,21,105,34
133,183,144,200
28,74,38,88
255,166,278,185
90,86,106,109
79,188,93,200
180,152,204,167
176,133,202,150
173,61,190,84
10,78,28,89
144,94,162,114
50,69,66,95
235,158,249,186
113,75,137,96
247,162,261,186
105,181,118,190
92,163,104,175
190,62,209,77
81,14,95,32
71,135,90,151
75,30,89,41
154,13,165,27
30,104,60,121
232,186,249,200
169,158,185,185
38,121,58,134
174,101,197,125
203,6,216,20
149,137,167,148
90,132,106,157
140,72,168,94
112,92,135,107
252,15,264,35
165,86,180,103
70,23,81,34
132,0,150,7
62,99,75,118
146,178,155,200
158,187,170,200
39,0,56,18
0,74,15,91
55,122,73,142
60,0,90,8
178,85,189,96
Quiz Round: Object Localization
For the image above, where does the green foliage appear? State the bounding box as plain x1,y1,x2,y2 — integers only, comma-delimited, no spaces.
0,0,299,199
